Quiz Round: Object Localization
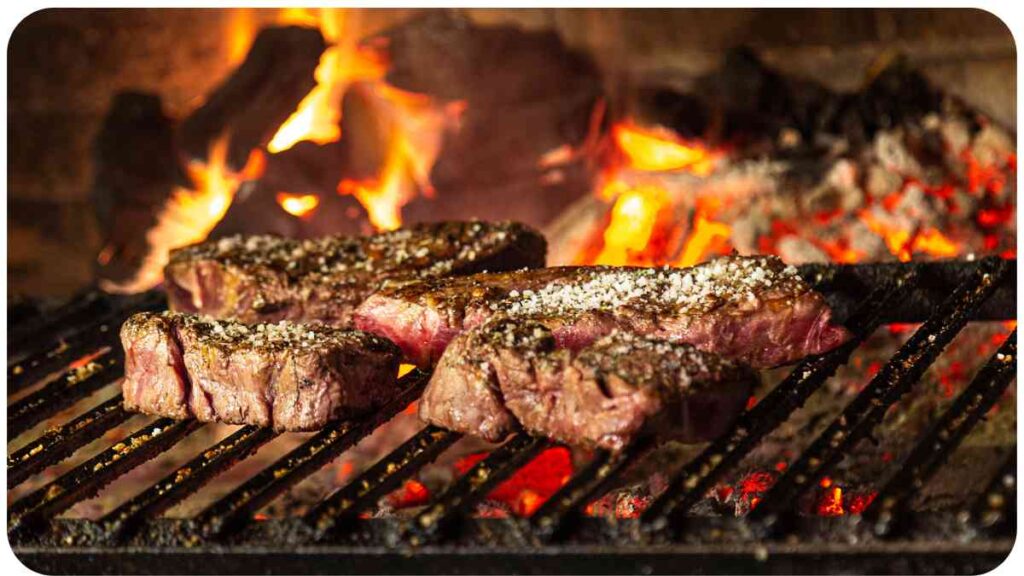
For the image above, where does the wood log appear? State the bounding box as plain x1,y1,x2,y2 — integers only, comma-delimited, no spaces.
92,91,186,284
178,26,326,171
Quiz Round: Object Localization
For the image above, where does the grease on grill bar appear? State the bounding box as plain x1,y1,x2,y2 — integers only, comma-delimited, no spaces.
9,418,201,536
8,394,132,488
9,351,125,439
100,424,279,541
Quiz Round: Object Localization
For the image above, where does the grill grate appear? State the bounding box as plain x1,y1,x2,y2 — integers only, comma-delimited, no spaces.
7,257,1017,574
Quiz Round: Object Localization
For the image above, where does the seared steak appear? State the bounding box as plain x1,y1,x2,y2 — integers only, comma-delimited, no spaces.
164,221,546,325
356,255,850,367
419,319,757,450
121,312,401,431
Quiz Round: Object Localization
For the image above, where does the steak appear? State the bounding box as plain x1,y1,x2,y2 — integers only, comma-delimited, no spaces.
164,220,546,325
121,312,401,431
356,255,850,368
419,319,757,450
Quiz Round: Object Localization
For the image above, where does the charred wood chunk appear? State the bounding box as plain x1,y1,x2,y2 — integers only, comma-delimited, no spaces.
178,26,327,171
92,91,185,284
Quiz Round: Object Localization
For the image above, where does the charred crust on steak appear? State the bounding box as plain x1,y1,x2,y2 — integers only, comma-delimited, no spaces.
126,311,399,354
167,220,545,287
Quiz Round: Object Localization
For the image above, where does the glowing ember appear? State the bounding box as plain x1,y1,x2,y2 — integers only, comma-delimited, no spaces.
275,192,320,218
817,486,845,517
455,447,573,517
388,479,431,509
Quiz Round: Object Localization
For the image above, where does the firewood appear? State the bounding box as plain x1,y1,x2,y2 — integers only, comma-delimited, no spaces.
178,26,327,171
92,91,186,284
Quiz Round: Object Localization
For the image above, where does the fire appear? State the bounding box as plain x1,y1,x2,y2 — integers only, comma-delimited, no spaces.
583,121,728,267
594,185,668,265
675,201,732,268
337,85,457,231
267,9,386,153
613,123,717,175
275,193,320,218
100,137,254,293
860,212,961,262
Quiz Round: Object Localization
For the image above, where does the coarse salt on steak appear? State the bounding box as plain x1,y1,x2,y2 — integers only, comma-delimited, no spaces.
121,312,401,431
355,255,850,368
164,220,546,326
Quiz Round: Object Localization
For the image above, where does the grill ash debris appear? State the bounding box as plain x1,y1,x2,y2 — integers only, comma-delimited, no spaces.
498,255,802,317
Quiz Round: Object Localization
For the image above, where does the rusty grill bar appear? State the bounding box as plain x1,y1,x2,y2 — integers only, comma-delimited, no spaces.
6,258,1017,574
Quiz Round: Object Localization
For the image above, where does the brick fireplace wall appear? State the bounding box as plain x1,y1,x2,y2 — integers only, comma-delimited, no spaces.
7,8,1016,298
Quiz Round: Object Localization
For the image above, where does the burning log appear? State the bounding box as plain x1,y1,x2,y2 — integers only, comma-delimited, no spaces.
178,26,327,171
364,10,604,227
92,92,187,285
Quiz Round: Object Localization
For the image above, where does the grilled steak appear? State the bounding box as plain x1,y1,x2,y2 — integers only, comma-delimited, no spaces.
164,221,546,325
121,312,401,431
356,255,850,367
419,319,757,450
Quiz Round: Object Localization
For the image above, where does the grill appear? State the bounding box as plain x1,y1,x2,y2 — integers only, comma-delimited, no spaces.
7,257,1017,575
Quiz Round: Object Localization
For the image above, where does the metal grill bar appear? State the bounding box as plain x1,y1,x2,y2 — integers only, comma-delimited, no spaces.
100,425,278,541
971,451,1016,535
194,370,430,539
8,418,200,537
8,291,163,367
864,332,1017,536
308,425,461,538
640,277,915,534
8,323,119,394
8,351,124,439
529,438,654,543
749,257,1009,527
408,433,550,545
8,394,132,488
796,258,1015,323
8,290,107,360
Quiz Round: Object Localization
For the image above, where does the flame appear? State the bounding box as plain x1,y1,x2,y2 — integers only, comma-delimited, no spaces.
227,9,256,64
582,121,727,268
337,86,456,231
675,210,732,268
594,185,668,265
100,138,252,293
338,145,408,231
267,9,387,153
275,192,320,218
613,123,717,175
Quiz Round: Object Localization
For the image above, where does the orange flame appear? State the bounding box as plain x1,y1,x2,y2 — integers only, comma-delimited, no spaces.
101,137,254,293
613,123,717,175
594,185,668,265
268,9,387,153
275,192,320,218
